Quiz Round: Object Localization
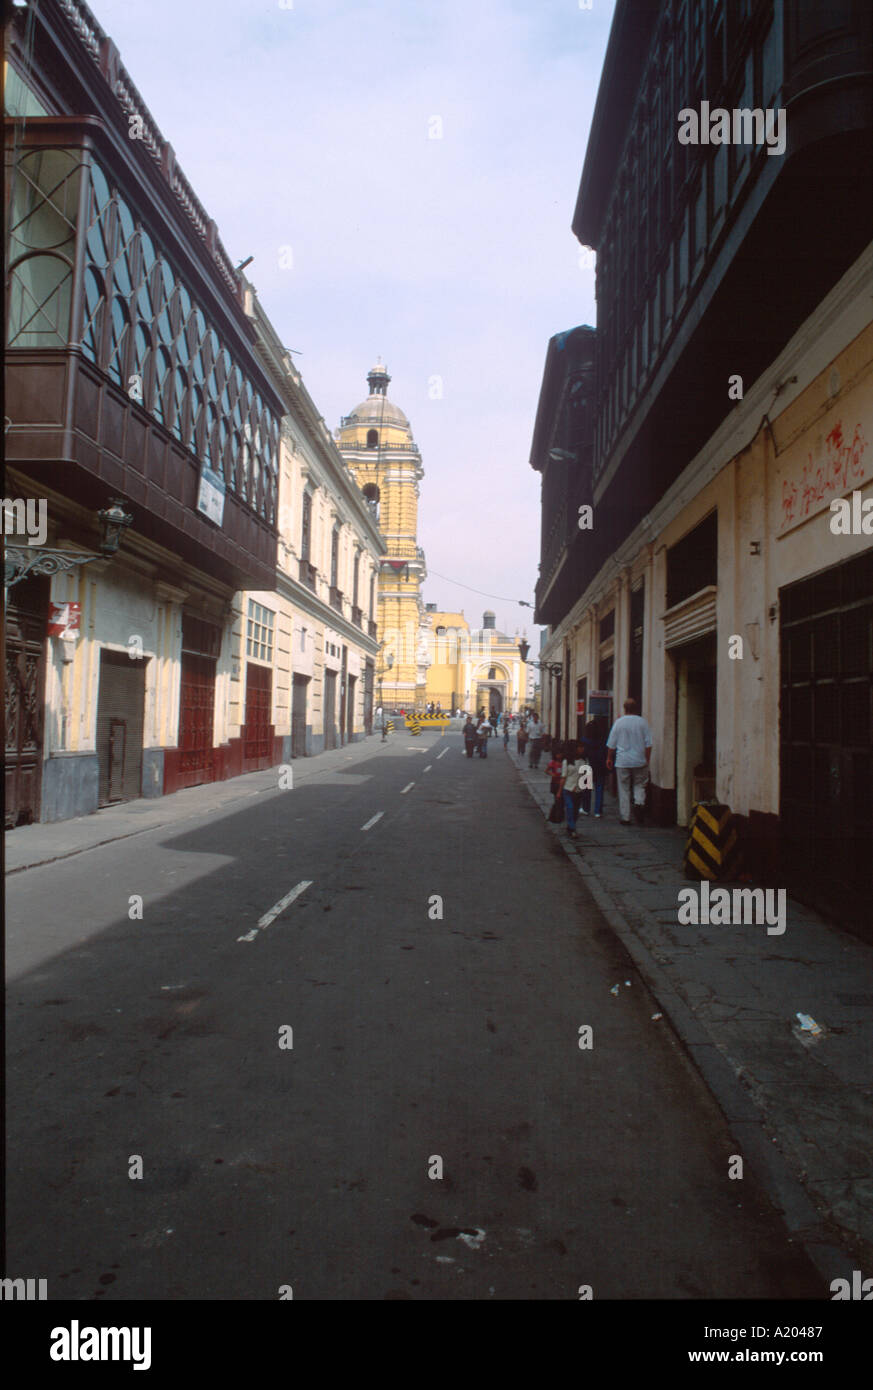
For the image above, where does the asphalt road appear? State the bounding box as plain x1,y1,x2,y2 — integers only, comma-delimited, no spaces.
5,732,825,1300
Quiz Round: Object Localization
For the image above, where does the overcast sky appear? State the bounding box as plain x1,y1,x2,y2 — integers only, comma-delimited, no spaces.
90,0,614,639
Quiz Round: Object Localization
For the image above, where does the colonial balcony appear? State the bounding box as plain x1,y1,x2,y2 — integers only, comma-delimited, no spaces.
4,117,281,592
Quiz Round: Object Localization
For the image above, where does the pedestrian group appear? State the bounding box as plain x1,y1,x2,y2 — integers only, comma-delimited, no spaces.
464,697,654,842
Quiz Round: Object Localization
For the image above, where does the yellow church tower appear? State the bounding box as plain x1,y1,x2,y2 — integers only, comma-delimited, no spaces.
337,362,427,709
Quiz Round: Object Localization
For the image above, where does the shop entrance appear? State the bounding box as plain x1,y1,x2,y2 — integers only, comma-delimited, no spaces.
780,551,873,939
291,674,309,756
97,649,147,806
323,669,337,750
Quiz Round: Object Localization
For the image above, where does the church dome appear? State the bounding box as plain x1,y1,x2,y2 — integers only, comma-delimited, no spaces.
342,360,410,432
345,395,410,429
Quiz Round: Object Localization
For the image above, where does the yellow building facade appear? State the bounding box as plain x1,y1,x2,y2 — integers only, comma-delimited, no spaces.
337,364,427,709
422,609,530,716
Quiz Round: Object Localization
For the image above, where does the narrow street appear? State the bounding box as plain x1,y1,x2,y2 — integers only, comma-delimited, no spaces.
6,733,824,1301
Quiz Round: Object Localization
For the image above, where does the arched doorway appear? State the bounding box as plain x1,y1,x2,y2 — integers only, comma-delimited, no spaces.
476,683,504,718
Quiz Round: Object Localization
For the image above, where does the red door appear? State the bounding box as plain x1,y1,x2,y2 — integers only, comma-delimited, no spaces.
4,597,46,822
243,662,273,770
4,577,47,827
178,653,216,788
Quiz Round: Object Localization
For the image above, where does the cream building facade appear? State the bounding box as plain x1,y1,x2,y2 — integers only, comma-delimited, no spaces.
234,285,383,759
540,245,873,916
336,364,427,709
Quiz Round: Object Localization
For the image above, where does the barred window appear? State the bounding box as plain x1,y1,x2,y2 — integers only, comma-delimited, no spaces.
246,600,274,663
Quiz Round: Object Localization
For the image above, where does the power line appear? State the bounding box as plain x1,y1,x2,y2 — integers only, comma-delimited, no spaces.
425,567,535,609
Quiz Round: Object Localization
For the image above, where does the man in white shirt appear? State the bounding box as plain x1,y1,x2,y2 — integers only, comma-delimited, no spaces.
606,698,653,826
526,715,543,768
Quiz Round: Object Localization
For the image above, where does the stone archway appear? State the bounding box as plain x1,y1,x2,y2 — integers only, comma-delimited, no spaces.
476,683,504,718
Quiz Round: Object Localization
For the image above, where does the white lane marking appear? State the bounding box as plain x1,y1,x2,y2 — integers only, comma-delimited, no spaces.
255,880,314,931
361,812,384,831
423,765,432,773
436,748,449,760
238,880,314,942
400,782,415,794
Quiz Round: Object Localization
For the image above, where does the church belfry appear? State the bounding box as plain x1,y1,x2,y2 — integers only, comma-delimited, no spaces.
337,363,428,709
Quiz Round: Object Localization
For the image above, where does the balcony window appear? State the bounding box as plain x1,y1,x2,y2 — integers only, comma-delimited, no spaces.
367,429,378,448
106,295,131,388
7,147,80,348
71,157,278,518
81,266,105,363
4,65,50,118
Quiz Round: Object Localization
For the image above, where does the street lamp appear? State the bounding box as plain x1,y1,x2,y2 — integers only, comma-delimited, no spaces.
4,498,134,592
518,644,563,729
96,499,134,556
517,639,560,679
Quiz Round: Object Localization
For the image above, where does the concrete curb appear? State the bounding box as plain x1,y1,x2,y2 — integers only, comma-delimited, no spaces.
510,751,855,1295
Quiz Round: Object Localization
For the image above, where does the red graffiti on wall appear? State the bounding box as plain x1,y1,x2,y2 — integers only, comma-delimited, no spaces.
780,420,868,530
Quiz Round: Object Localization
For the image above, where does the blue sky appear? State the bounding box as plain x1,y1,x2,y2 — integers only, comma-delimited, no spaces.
90,0,615,637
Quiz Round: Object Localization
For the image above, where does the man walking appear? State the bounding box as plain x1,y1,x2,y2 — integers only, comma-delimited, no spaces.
477,717,490,759
463,716,478,758
527,714,543,769
606,698,652,825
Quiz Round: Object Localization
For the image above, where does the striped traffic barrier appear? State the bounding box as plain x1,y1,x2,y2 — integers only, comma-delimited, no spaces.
405,717,422,736
684,801,741,881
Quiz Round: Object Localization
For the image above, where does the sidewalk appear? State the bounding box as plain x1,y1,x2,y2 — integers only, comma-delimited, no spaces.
508,744,873,1283
3,732,425,875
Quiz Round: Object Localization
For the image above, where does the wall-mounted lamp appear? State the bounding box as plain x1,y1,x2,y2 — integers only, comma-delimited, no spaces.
5,499,133,592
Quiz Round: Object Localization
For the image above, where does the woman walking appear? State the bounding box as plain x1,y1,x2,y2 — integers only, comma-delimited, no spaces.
517,719,528,758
